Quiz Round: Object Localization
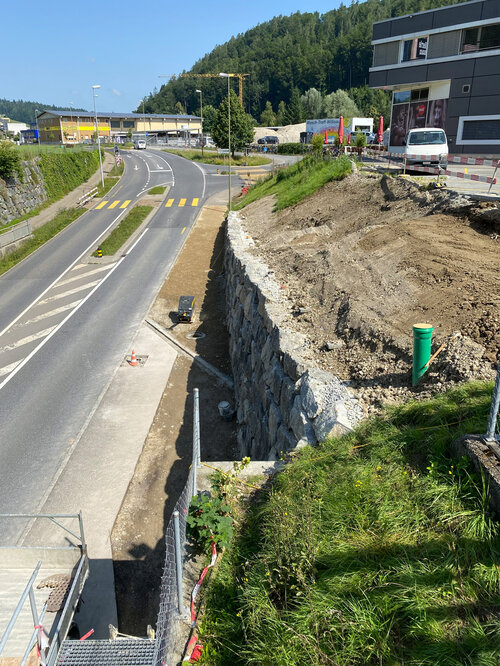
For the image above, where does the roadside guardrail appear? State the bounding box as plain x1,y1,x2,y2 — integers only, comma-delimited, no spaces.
0,220,32,249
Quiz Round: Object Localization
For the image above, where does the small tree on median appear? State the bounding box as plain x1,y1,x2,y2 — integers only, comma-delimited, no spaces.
212,90,254,157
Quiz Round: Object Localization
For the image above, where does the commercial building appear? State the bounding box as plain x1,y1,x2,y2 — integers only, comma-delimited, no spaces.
369,0,500,155
36,110,201,144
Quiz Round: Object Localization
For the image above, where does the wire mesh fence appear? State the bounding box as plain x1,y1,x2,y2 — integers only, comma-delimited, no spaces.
153,389,200,666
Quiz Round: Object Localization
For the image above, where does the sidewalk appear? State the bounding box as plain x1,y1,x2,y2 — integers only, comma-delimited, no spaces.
29,151,116,231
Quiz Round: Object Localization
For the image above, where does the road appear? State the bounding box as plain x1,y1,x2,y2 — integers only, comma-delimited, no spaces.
0,148,231,544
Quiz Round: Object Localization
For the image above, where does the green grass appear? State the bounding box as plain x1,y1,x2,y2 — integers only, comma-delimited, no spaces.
93,205,152,256
162,148,270,167
14,144,88,159
234,154,353,211
198,382,500,665
0,208,86,276
148,186,166,194
95,162,124,198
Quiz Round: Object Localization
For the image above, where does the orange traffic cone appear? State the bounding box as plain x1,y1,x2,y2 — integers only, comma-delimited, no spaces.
129,350,139,366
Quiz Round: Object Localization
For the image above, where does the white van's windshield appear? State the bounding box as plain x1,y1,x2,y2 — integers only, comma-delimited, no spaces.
408,131,446,145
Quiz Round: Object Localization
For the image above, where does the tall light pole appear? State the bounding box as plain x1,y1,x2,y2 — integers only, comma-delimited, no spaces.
92,85,105,188
196,89,203,156
219,73,231,211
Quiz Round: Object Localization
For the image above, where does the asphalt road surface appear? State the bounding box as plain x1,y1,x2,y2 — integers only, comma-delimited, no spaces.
0,149,231,544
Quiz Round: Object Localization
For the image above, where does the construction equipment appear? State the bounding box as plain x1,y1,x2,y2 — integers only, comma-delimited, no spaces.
178,73,249,105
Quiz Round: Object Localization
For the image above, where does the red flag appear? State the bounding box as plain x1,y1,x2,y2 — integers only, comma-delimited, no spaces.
338,116,344,144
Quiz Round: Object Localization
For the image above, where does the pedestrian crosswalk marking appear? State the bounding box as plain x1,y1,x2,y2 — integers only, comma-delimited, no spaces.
108,200,120,209
179,198,186,207
165,199,174,207
95,201,108,209
120,200,131,208
192,198,199,206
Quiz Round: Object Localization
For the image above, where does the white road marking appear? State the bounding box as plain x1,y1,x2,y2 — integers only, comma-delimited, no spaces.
39,279,101,304
57,263,116,287
125,228,148,255
0,250,133,391
0,207,129,340
0,326,55,354
0,360,22,378
19,299,82,327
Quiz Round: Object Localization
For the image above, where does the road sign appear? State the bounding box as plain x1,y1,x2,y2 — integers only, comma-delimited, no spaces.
218,148,229,154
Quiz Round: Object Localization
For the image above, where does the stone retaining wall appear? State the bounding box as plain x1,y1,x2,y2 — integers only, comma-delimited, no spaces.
0,160,47,226
225,211,363,460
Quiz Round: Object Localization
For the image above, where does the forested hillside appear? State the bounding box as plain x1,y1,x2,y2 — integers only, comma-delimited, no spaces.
0,99,86,125
141,0,469,122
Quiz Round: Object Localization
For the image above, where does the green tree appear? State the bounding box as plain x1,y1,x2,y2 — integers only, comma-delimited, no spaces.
174,101,186,115
323,89,360,118
311,133,325,155
276,101,287,126
301,88,323,120
201,105,218,135
260,101,276,127
285,88,305,124
212,91,254,156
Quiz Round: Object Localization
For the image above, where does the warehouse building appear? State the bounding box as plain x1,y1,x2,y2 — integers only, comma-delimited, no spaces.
369,0,500,155
36,110,201,145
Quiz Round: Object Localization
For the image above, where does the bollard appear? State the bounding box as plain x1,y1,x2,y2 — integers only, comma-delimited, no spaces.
97,247,103,257
412,323,433,386
173,511,185,616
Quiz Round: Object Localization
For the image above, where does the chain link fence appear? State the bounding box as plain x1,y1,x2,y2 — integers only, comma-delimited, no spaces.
153,389,200,666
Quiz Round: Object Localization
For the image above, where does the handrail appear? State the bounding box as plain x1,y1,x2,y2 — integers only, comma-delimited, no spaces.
0,561,42,654
0,512,86,550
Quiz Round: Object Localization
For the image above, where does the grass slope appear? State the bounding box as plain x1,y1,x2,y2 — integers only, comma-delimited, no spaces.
234,154,352,211
199,383,500,665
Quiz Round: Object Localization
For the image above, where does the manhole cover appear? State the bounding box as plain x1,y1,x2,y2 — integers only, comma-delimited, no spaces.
186,332,206,340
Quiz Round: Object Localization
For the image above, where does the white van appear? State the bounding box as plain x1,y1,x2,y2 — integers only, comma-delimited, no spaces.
134,139,146,150
403,128,448,167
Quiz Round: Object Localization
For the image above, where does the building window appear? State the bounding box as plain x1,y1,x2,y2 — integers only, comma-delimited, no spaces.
402,36,428,62
122,121,134,128
457,115,500,145
110,120,121,128
461,23,500,53
410,88,429,102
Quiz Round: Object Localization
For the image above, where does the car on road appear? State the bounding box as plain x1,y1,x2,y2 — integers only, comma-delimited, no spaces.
257,135,279,145
403,128,448,167
134,139,146,150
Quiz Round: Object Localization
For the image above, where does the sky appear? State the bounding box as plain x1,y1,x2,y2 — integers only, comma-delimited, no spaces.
2,0,343,115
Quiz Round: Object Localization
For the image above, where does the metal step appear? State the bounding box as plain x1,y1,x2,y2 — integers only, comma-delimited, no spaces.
56,638,155,665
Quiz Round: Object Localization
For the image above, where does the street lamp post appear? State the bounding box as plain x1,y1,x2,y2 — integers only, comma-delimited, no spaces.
92,85,105,188
196,89,203,156
219,73,231,211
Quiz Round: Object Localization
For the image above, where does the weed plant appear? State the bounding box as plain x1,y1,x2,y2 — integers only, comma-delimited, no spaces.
93,205,152,256
0,209,85,276
234,154,352,212
198,383,500,665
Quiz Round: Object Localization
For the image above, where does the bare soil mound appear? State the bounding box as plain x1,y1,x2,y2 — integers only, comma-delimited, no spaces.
239,171,500,414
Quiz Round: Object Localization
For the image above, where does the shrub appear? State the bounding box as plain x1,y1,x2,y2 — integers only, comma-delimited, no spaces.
0,142,23,181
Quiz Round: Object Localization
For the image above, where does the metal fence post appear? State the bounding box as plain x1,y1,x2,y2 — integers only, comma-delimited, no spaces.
485,363,500,442
192,388,200,498
173,511,185,617
194,388,201,468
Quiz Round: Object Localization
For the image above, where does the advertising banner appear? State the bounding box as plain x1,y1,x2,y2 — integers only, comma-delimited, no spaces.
408,101,428,130
426,99,448,129
306,118,340,138
389,104,409,146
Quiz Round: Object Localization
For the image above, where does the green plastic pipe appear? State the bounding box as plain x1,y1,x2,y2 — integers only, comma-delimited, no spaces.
412,323,433,386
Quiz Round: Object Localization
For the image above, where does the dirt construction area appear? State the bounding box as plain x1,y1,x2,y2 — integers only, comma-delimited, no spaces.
240,170,500,414
111,169,499,636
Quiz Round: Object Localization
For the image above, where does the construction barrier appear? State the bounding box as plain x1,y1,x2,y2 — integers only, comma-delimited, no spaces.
76,186,98,207
364,149,498,186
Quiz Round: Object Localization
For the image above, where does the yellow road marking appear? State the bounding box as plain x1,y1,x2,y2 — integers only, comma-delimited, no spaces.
179,198,186,207
181,227,186,234
191,198,199,207
120,200,131,208
95,201,108,209
165,199,174,207
108,200,120,209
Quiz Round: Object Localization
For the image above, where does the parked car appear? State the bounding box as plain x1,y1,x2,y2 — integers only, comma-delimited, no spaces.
257,135,279,145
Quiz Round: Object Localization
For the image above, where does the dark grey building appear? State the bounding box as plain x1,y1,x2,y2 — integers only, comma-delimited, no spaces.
369,0,500,155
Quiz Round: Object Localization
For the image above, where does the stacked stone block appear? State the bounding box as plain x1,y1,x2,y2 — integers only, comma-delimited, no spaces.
225,211,363,460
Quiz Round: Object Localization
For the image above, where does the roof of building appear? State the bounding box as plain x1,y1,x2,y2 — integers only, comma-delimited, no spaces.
39,110,200,120
373,0,481,24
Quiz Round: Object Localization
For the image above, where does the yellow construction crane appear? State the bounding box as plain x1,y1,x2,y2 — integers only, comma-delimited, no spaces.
177,73,249,105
